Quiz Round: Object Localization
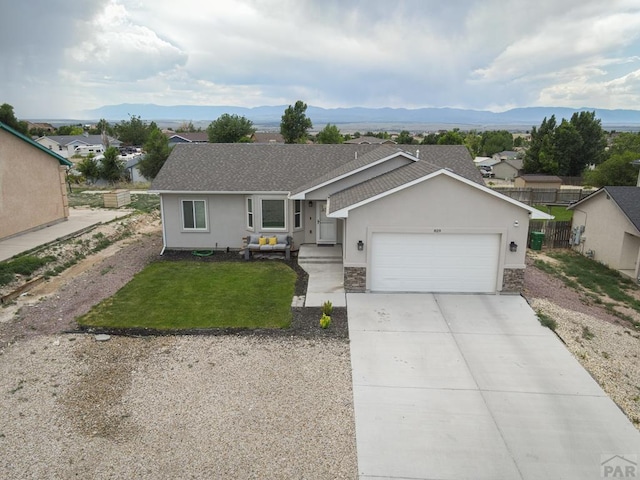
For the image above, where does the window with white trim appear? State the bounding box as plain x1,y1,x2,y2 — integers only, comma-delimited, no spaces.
181,199,207,230
246,197,254,230
261,198,286,230
294,200,302,229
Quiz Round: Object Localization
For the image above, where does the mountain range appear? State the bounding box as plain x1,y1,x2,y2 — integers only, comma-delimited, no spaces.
82,104,640,129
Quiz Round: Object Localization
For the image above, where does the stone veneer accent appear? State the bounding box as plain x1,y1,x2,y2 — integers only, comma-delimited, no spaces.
502,268,525,293
344,267,366,293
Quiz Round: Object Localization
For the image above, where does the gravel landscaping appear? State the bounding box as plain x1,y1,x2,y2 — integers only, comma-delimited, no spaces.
523,252,640,428
2,207,639,479
0,219,356,479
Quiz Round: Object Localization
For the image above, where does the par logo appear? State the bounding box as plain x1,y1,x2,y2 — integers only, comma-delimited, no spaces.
601,455,637,478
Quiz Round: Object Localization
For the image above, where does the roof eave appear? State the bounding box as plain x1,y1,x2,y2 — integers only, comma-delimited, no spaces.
328,168,554,220
1,122,72,166
291,150,418,198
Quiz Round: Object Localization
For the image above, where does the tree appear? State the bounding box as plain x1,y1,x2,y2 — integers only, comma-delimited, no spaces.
280,100,313,143
56,124,83,135
100,146,125,184
479,130,513,156
584,151,639,187
608,132,640,156
396,130,416,144
114,115,154,145
0,103,28,134
76,154,100,183
554,120,584,176
138,129,172,179
523,116,558,174
207,114,255,143
570,111,606,167
176,121,199,133
524,112,606,176
316,123,343,144
437,129,465,145
421,133,440,145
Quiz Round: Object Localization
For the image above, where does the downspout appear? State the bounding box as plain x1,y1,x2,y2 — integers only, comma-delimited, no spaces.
159,195,167,255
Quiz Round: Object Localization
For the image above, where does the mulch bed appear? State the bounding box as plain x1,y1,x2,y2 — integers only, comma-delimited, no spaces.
87,249,349,339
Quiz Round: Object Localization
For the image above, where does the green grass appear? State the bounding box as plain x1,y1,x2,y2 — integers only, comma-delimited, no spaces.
537,251,640,326
78,261,297,330
0,255,57,286
532,205,573,221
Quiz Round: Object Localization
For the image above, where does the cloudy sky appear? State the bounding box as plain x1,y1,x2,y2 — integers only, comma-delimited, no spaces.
2,0,640,118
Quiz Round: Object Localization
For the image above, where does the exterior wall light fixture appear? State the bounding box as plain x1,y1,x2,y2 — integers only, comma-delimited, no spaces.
357,240,364,251
509,241,518,252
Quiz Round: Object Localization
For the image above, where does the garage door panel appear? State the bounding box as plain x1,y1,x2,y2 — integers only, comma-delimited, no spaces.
371,233,500,293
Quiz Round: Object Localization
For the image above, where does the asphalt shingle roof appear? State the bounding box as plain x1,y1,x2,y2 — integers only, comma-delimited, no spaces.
328,145,479,213
40,134,121,146
151,144,383,192
604,186,640,232
151,144,483,212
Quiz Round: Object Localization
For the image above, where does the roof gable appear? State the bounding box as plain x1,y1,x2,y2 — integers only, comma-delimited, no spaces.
0,121,72,166
570,186,640,232
329,168,552,220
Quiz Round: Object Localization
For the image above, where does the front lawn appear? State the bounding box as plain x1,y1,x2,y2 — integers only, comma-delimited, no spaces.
78,261,297,330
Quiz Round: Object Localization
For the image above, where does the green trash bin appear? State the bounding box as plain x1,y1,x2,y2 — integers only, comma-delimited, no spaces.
530,231,545,251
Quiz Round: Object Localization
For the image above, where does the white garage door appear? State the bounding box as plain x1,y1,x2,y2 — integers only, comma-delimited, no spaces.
370,233,500,293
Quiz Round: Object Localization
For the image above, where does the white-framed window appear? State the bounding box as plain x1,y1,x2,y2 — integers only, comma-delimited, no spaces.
294,200,302,229
261,198,286,230
181,199,207,231
246,197,254,230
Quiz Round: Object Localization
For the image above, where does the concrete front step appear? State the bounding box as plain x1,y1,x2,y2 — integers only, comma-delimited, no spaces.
298,259,343,264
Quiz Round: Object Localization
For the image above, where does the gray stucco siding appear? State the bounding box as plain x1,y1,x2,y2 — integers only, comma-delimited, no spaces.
571,195,640,272
161,194,247,250
306,156,413,200
342,175,530,289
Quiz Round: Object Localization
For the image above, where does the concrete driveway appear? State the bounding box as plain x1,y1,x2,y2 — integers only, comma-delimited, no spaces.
347,293,640,480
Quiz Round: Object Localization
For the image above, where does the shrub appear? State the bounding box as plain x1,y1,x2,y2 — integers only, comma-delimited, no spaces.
537,311,557,331
322,300,333,316
320,313,331,329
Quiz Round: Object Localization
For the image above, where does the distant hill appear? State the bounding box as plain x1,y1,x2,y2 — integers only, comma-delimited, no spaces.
81,103,640,129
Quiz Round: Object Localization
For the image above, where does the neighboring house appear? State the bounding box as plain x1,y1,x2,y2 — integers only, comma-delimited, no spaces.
251,132,285,144
35,134,121,159
0,121,73,240
492,158,523,181
167,132,209,146
568,186,640,280
26,122,55,133
124,155,148,183
514,174,563,189
344,136,397,145
151,144,550,294
492,150,519,162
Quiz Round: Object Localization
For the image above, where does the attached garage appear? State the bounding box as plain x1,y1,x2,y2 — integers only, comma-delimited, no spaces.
370,232,501,293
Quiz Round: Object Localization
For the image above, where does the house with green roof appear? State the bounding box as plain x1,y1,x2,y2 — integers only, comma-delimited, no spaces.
0,121,72,241
151,143,550,293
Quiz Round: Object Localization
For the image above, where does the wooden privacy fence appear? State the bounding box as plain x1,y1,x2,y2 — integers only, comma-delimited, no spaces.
492,188,593,205
527,220,572,249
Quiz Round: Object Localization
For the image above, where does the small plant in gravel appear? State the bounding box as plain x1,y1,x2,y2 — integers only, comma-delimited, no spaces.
322,300,333,316
320,313,331,329
536,311,557,331
582,326,595,340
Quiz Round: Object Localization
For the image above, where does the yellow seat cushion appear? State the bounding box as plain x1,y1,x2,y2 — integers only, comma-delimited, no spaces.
269,236,278,245
258,237,267,246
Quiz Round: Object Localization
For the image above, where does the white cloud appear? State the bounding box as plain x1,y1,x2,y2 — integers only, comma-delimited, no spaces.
3,0,640,117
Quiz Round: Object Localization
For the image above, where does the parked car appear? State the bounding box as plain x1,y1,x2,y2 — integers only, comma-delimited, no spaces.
479,165,495,178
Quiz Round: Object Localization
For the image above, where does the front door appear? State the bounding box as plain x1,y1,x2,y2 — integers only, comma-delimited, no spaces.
316,201,337,244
